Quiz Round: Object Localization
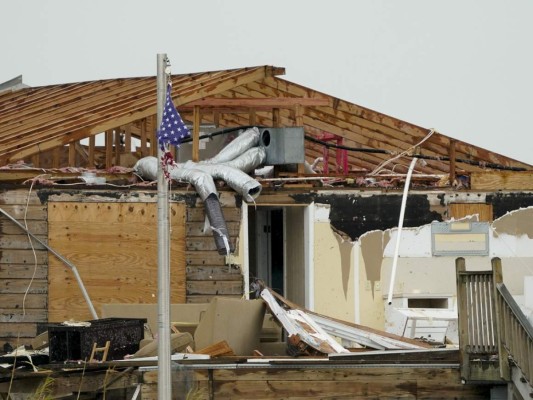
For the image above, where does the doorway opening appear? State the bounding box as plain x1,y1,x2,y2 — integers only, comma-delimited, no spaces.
247,206,307,305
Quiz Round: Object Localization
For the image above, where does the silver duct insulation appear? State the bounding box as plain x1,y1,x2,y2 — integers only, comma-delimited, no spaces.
133,127,265,255
134,156,217,201
204,127,261,164
223,146,267,173
133,156,234,254
181,161,261,203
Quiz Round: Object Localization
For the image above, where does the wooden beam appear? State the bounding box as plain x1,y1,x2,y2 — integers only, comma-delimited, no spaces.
248,108,256,125
31,153,40,168
114,128,121,166
185,97,329,107
88,135,95,167
273,108,280,127
150,115,157,157
52,147,61,168
295,104,304,126
140,118,148,156
105,130,113,168
449,139,456,184
3,67,276,163
124,124,132,153
192,105,200,162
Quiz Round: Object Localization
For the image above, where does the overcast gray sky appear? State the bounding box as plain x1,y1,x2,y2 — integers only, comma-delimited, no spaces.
3,0,532,164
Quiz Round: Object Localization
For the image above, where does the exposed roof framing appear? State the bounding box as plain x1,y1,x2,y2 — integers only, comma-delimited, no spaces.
0,65,530,175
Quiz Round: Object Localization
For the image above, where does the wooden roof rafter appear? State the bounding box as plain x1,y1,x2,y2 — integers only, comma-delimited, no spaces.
0,66,284,164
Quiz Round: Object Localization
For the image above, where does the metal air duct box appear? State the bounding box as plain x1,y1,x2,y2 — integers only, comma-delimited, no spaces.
260,127,305,165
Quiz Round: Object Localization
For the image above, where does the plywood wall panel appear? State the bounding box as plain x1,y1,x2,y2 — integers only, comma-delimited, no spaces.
48,202,186,322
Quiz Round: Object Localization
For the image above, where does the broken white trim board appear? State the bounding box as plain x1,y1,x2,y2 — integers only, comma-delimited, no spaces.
261,288,348,354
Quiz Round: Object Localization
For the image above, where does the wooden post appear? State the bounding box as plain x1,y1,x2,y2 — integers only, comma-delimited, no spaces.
52,147,61,168
31,153,40,168
140,118,148,156
248,108,256,125
192,105,201,162
273,108,280,127
150,115,158,157
124,124,132,153
105,130,113,168
295,104,304,126
449,139,456,186
68,142,76,166
114,129,121,166
213,111,220,127
295,104,306,175
456,257,469,382
492,257,511,381
88,135,95,167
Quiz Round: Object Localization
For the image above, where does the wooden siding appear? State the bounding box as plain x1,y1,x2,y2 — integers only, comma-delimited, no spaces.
185,193,243,303
0,189,48,347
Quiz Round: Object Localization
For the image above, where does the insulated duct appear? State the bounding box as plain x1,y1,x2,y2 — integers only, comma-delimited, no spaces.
133,157,234,254
205,127,261,164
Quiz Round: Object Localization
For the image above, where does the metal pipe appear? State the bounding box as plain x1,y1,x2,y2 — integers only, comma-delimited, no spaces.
156,53,172,400
0,207,98,319
387,157,418,305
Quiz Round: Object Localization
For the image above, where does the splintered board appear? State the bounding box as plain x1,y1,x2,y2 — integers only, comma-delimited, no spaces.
48,202,186,322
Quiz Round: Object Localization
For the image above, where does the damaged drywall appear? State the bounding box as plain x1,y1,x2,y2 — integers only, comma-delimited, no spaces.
333,232,353,300
313,203,356,322
360,230,389,297
492,207,533,239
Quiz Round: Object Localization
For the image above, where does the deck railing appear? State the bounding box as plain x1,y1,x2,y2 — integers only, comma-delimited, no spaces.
456,258,502,382
456,257,533,386
494,263,533,386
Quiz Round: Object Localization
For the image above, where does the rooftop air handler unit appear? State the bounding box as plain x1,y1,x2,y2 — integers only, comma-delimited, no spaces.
260,127,305,165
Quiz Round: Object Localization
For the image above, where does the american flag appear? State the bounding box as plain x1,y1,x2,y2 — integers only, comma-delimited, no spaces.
157,84,190,150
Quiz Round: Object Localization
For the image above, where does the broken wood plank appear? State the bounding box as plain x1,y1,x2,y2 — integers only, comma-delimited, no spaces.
194,340,234,357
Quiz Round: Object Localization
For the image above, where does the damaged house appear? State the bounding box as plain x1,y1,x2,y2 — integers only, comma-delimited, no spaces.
1,66,533,399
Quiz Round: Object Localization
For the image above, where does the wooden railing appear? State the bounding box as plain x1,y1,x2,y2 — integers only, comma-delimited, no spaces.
457,257,533,386
494,266,533,387
456,257,502,382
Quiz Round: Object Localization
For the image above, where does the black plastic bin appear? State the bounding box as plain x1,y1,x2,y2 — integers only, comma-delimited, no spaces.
47,318,146,362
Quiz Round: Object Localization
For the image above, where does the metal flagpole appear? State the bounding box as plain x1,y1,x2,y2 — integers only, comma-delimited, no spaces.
156,53,172,400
